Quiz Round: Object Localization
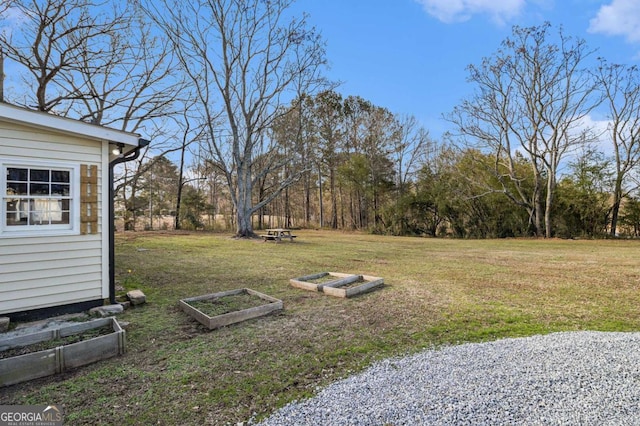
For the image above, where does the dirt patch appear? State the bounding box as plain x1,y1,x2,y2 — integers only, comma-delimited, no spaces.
186,292,269,317
338,277,366,289
307,275,341,284
0,325,113,359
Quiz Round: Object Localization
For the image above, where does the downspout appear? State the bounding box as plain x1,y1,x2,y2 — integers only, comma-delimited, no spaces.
108,138,150,304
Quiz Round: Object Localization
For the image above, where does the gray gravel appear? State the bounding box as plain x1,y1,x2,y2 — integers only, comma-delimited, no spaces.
253,331,640,425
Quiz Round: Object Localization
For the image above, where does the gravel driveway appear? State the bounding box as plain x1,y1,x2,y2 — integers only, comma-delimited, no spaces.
253,331,640,425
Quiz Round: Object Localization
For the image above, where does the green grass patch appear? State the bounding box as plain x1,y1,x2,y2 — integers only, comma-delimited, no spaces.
3,230,640,425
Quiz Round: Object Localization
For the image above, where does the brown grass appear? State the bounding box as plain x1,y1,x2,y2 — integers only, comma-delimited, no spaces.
2,231,640,425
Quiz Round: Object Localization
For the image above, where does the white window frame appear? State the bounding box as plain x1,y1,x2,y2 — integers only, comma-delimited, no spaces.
1,159,80,238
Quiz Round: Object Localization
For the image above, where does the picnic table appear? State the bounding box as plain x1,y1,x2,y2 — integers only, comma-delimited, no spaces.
260,228,297,242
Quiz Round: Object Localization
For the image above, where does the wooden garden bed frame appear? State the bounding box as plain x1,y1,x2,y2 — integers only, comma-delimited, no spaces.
290,272,384,298
0,317,126,387
180,288,283,330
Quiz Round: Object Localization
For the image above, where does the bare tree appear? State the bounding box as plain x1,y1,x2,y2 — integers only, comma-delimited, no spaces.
64,6,185,133
143,0,327,237
1,0,192,231
394,115,433,195
595,59,640,236
0,0,127,111
64,5,190,231
0,50,4,103
449,23,600,237
0,2,11,102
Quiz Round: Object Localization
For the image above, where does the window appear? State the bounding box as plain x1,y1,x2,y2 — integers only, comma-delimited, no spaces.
2,162,78,235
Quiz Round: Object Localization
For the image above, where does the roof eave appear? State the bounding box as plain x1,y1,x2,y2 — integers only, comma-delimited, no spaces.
0,102,141,147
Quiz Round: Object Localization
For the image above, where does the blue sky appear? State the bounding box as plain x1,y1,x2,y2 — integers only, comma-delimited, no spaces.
290,0,640,140
3,0,639,145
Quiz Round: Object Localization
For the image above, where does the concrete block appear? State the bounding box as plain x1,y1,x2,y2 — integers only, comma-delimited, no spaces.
127,290,146,306
89,304,124,317
0,317,9,332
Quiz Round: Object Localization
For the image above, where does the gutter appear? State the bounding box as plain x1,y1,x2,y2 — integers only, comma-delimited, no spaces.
108,138,151,304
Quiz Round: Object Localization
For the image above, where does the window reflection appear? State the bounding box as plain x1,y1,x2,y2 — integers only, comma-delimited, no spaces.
4,166,72,227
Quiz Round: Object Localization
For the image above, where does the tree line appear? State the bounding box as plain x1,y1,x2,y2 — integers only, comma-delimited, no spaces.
2,1,640,238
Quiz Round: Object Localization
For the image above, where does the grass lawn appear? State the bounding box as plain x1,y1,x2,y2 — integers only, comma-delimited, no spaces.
2,230,640,424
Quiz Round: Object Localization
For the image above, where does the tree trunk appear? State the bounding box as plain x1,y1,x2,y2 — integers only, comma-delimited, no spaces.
235,164,255,237
175,140,187,230
544,174,555,238
0,51,4,103
304,171,311,226
285,186,291,228
610,177,623,237
339,186,345,229
125,177,140,231
533,185,543,237
330,168,338,229
529,162,544,237
318,164,324,228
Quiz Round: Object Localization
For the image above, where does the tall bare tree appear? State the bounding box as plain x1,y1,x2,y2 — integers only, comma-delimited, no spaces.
0,0,127,111
1,0,191,231
394,115,433,196
64,5,189,231
63,5,185,132
0,2,11,102
143,0,327,237
0,50,4,103
595,59,640,236
449,23,600,237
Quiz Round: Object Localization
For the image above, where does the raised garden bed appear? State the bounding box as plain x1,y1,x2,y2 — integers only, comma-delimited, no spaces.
0,317,126,387
322,274,384,298
180,288,283,330
289,272,355,292
290,272,384,298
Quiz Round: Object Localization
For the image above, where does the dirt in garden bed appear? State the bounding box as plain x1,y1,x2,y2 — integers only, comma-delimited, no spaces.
0,325,114,360
187,292,270,317
307,274,343,284
338,278,366,289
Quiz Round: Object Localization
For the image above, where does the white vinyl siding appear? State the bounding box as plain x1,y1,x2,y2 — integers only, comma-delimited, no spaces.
0,120,107,314
0,121,103,161
0,240,103,312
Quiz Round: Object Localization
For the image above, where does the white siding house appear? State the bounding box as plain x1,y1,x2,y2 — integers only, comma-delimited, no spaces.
0,103,143,320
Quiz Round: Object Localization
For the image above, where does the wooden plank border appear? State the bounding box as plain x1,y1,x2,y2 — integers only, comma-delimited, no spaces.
180,288,283,330
0,317,126,387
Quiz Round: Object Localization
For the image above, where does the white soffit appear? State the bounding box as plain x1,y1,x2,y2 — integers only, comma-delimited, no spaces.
0,103,140,147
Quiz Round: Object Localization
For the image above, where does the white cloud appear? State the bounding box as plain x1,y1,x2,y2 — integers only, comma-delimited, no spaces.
588,0,640,43
0,7,29,38
414,0,526,25
2,7,28,23
576,114,611,143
